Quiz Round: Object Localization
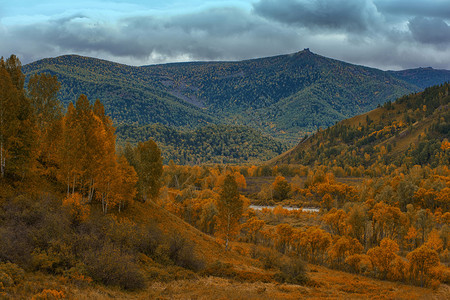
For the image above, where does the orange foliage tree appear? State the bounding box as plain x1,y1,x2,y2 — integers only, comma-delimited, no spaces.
345,254,372,274
62,193,90,224
241,217,265,244
370,202,405,243
367,238,400,280
215,174,244,250
274,224,294,253
322,208,349,236
299,227,331,263
407,245,440,286
328,235,363,267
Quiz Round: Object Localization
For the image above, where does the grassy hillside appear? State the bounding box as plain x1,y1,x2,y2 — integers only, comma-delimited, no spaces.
273,83,450,168
1,191,441,299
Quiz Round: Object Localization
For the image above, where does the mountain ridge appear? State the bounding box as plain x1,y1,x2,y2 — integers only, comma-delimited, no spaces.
22,50,450,163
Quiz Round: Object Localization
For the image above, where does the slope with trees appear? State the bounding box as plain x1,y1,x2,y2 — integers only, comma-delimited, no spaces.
274,82,450,169
22,50,450,146
1,55,448,299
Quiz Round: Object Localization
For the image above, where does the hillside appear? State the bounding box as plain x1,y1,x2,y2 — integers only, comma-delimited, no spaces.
2,57,447,299
273,83,450,168
23,50,450,146
22,55,217,128
2,193,441,299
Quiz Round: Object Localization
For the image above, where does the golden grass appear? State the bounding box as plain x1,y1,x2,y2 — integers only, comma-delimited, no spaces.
66,268,444,299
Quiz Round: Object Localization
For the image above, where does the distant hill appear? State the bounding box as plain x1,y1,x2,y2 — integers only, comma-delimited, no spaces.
273,83,450,169
22,50,450,163
389,67,450,90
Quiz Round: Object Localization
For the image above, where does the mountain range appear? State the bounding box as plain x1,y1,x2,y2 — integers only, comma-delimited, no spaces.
22,50,450,163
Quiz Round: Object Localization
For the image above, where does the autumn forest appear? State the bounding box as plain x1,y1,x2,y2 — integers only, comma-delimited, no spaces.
0,53,449,299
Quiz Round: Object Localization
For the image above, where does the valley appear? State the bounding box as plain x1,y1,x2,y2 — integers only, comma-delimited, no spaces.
0,53,449,299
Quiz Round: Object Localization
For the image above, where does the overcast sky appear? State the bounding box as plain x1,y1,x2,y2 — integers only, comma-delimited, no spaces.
1,0,450,70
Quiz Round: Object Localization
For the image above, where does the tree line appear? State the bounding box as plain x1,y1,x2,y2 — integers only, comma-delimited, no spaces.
1,55,163,213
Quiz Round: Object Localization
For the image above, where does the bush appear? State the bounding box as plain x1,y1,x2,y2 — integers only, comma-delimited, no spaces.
274,257,308,285
136,224,164,257
0,262,25,284
167,235,204,271
252,247,282,270
31,289,65,300
201,261,237,278
0,271,13,288
83,243,145,290
233,270,273,283
31,240,76,274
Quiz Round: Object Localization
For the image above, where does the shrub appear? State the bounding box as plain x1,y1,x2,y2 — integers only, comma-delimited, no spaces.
31,289,65,300
136,224,163,257
146,266,171,281
83,243,145,290
0,272,13,288
274,257,308,285
233,270,273,283
430,265,450,284
0,262,25,284
201,261,236,278
0,223,35,269
31,240,76,274
253,247,282,270
63,266,92,288
167,235,204,271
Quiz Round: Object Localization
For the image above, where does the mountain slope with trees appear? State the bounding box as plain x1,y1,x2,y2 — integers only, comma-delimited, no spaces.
273,83,450,169
22,50,450,147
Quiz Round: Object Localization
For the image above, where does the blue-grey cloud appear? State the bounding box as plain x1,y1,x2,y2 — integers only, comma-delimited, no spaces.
409,17,450,45
1,1,450,70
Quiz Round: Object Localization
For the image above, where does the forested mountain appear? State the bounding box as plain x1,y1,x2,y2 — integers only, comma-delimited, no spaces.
22,50,450,147
273,83,450,169
22,55,217,128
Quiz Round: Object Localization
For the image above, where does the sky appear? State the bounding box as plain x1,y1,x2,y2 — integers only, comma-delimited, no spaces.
1,0,450,70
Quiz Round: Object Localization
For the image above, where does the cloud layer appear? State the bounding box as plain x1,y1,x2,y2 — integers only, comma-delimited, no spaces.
1,0,450,70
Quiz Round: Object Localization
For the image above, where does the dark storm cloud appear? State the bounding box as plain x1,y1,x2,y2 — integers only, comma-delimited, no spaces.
253,0,380,33
5,7,300,64
2,1,450,70
409,17,450,45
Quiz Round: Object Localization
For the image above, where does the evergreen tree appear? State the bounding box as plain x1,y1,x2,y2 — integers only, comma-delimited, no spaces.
135,139,163,201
